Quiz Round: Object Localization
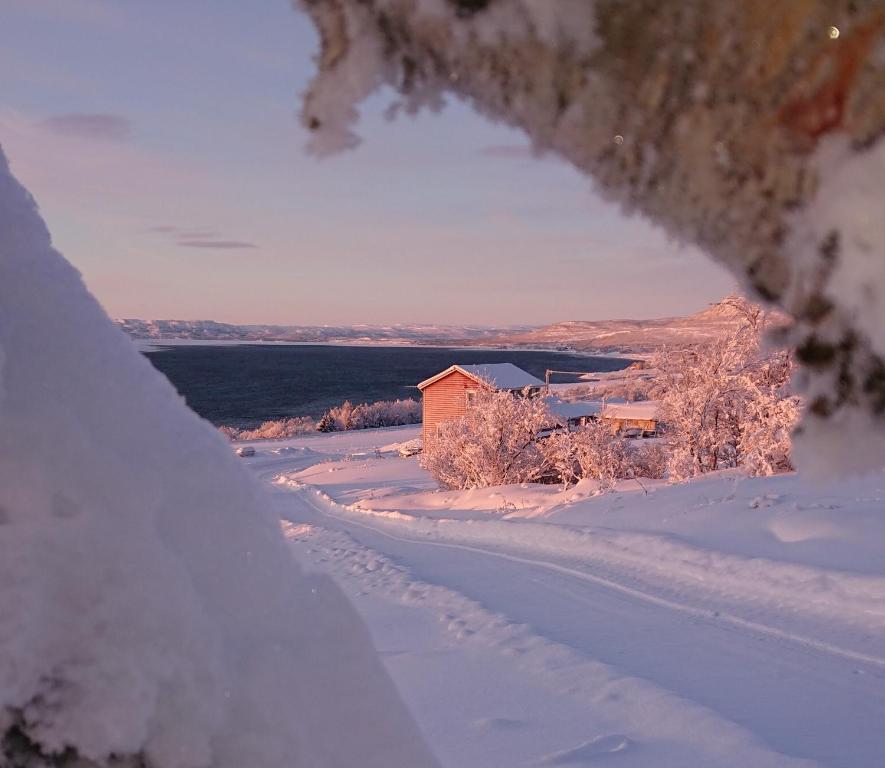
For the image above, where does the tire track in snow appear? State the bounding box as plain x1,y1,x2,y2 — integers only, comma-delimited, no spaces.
282,520,817,768
287,481,885,672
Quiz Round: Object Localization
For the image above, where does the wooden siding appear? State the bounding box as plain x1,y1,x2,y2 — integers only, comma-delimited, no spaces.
602,416,657,434
421,370,483,446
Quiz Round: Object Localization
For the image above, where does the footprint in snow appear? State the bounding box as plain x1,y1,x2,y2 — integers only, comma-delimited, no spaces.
538,735,633,764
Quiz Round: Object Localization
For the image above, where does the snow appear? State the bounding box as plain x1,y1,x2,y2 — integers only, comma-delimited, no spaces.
419,363,543,390
785,136,885,474
543,396,601,421
601,400,658,421
457,363,544,389
282,524,806,768
0,146,437,766
256,425,885,766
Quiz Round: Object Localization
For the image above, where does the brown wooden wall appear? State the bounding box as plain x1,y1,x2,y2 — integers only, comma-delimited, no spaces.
603,417,657,433
421,371,482,446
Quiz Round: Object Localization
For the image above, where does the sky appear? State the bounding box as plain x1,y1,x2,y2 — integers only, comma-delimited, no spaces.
0,0,736,327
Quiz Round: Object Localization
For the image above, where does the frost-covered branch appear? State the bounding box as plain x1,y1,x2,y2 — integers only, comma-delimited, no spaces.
296,0,885,471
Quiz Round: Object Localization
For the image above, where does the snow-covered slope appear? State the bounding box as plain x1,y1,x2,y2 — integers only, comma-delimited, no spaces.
481,297,775,352
0,146,438,766
236,425,885,766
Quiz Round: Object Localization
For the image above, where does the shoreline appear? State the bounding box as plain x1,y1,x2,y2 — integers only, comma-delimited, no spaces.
134,337,642,360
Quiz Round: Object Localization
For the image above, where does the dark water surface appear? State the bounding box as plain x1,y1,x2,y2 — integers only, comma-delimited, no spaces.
143,344,631,427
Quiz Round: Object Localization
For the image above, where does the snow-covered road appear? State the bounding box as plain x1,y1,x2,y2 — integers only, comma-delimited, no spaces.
243,431,885,767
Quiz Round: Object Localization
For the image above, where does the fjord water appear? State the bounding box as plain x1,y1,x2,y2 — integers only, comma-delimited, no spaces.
143,344,630,427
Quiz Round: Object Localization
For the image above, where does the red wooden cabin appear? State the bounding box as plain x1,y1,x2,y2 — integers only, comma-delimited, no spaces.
416,363,543,446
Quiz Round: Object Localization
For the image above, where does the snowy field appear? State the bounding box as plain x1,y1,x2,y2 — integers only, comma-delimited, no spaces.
235,426,885,768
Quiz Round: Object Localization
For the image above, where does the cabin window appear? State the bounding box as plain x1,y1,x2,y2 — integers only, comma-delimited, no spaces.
465,390,477,408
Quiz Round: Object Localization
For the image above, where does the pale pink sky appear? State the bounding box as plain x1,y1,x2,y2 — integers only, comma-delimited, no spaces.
0,0,735,326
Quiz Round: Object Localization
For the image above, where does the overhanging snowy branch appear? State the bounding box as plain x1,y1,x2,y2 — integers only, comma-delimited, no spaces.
297,0,885,470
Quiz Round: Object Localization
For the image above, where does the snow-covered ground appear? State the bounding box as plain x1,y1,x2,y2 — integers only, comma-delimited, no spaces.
239,425,885,768
0,149,438,768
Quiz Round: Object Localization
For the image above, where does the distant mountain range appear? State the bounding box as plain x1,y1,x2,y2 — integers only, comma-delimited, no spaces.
116,318,531,345
117,298,757,352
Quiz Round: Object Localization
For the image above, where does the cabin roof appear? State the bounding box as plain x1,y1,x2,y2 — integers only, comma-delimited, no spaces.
417,363,544,391
601,400,659,421
544,397,603,420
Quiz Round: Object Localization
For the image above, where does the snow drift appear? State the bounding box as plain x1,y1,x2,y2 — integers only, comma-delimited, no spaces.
296,0,885,471
0,144,438,767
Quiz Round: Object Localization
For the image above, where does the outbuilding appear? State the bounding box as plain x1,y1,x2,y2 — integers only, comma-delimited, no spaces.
600,400,659,437
416,363,543,446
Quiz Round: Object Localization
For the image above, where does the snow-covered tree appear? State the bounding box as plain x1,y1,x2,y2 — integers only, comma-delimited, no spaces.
653,299,798,480
421,386,550,489
316,410,338,432
739,394,800,477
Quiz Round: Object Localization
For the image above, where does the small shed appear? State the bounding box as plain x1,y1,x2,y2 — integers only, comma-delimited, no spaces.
600,400,659,437
543,397,602,431
416,363,543,446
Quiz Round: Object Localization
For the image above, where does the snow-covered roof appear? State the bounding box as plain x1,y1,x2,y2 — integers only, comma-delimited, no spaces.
417,363,543,391
601,401,659,421
544,397,602,421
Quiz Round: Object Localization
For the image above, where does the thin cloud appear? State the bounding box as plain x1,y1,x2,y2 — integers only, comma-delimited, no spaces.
177,239,258,250
41,113,133,142
478,144,535,159
148,225,256,250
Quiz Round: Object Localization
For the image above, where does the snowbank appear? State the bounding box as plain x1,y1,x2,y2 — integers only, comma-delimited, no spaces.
0,145,437,766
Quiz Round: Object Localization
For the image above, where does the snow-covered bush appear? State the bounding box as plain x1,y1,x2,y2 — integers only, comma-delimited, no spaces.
221,416,316,441
221,398,422,439
628,441,668,480
571,421,629,491
538,430,580,487
0,147,438,768
540,422,631,491
421,386,550,489
349,398,422,429
654,299,798,480
317,398,421,432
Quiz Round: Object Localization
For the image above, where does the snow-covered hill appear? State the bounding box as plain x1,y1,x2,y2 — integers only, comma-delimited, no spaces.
117,298,765,352
481,298,770,353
